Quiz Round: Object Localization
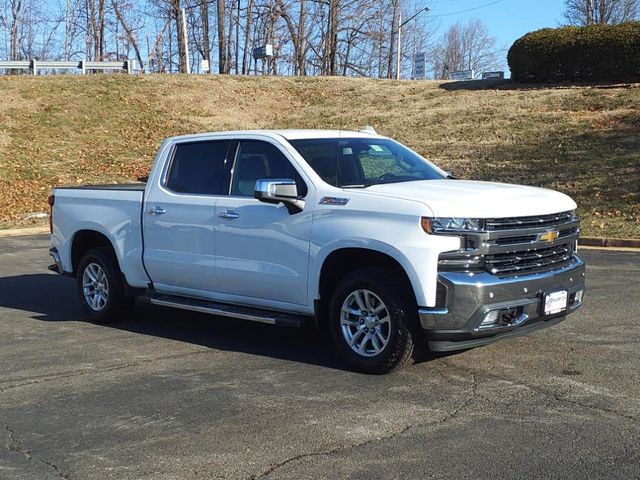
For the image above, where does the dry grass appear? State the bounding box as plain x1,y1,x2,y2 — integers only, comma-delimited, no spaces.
0,75,638,237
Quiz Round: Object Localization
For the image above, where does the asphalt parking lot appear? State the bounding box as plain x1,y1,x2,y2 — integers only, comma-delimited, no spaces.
1,235,639,480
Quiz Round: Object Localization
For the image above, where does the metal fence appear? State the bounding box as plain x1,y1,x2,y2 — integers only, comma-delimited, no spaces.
0,60,135,75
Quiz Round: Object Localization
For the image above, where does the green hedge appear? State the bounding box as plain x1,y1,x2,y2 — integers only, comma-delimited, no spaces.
508,22,640,82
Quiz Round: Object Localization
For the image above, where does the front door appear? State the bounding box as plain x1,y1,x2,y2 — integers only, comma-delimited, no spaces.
214,139,313,307
143,139,230,297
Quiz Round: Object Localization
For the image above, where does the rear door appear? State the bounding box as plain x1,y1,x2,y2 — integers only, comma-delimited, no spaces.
143,139,231,297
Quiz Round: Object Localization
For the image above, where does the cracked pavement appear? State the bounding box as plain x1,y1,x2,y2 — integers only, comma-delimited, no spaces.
1,235,639,479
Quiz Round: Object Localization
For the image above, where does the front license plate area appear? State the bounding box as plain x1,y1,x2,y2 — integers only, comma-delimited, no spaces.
543,290,568,315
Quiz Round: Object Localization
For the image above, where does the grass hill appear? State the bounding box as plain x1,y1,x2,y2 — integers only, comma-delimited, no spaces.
0,75,638,238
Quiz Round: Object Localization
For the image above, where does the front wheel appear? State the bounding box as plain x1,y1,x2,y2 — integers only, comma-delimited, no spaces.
328,268,423,374
76,248,133,324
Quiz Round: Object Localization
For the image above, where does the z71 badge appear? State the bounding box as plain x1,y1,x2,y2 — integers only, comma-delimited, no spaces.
319,197,350,206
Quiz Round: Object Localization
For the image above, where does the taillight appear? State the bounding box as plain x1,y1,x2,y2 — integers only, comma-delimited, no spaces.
48,194,55,234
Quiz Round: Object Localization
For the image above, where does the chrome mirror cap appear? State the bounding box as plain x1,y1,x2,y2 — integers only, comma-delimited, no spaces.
254,179,305,214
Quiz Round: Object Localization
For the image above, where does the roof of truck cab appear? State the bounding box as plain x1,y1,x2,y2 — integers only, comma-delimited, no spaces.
272,129,383,140
164,129,384,143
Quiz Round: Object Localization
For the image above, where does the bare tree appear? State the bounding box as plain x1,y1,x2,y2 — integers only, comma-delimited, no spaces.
241,0,254,74
0,0,65,63
148,0,188,72
199,0,211,70
432,19,500,79
95,0,105,59
216,0,227,73
563,0,639,25
386,0,398,78
9,0,23,60
276,0,307,75
111,0,144,69
84,0,104,60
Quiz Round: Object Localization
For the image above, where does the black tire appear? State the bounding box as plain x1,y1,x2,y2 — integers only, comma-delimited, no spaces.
76,248,133,324
328,267,423,374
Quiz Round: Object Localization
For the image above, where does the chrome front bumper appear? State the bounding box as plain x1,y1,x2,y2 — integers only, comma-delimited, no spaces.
419,255,586,352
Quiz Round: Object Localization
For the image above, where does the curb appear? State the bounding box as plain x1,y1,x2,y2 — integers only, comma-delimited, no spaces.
579,237,640,249
0,226,49,238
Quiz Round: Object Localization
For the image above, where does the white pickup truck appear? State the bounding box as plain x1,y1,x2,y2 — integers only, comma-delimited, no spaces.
49,129,585,373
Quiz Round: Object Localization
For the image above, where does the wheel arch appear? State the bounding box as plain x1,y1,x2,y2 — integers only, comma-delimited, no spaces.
316,246,420,318
70,229,120,276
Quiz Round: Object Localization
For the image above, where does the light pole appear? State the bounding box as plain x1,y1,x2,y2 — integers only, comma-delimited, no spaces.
396,6,429,80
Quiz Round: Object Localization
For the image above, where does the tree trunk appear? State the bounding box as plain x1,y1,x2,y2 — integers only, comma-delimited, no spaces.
263,5,277,75
328,0,338,76
64,0,71,61
234,0,241,73
587,0,595,24
598,0,608,23
96,0,105,61
173,0,188,73
10,0,23,61
200,0,211,72
217,0,227,73
387,0,399,78
241,0,254,74
86,0,95,60
227,0,236,74
298,0,306,75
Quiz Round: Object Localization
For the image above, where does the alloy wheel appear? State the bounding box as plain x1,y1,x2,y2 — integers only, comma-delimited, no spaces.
82,262,109,311
340,289,391,357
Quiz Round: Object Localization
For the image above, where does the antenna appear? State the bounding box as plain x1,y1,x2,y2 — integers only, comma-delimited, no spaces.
361,125,377,135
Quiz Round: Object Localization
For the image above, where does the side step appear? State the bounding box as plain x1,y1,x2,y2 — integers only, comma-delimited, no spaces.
147,293,309,328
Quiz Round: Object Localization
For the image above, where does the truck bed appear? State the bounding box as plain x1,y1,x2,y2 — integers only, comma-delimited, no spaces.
55,183,146,192
51,184,149,287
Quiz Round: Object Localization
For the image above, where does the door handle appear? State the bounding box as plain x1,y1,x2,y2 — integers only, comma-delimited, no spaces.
148,206,166,215
218,210,240,219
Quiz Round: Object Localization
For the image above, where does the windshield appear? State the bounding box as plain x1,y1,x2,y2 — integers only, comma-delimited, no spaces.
288,137,446,187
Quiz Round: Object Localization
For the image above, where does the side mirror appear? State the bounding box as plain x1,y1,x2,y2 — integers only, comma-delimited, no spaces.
254,178,305,214
445,171,457,179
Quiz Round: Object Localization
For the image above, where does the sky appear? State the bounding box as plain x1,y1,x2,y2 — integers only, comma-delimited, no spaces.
425,0,566,53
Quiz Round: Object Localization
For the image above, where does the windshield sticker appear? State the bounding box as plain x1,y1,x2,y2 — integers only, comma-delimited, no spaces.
320,197,350,206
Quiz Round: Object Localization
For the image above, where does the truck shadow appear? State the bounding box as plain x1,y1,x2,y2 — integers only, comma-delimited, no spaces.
1,273,443,372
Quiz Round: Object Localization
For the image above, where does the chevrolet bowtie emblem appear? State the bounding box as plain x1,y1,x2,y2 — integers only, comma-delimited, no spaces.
538,230,560,242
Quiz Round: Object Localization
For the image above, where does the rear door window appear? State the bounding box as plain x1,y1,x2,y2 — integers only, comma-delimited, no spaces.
166,140,230,195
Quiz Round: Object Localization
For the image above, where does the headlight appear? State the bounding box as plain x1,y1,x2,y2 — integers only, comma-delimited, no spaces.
421,217,482,234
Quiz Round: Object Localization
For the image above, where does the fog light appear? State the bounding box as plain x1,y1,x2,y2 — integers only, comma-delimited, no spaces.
574,289,584,304
480,310,500,328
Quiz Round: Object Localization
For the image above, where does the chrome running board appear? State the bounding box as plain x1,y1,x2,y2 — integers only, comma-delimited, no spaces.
148,293,307,328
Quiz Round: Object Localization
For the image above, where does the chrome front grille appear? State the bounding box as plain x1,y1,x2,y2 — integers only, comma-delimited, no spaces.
485,243,574,276
492,227,579,246
438,210,580,277
485,211,576,231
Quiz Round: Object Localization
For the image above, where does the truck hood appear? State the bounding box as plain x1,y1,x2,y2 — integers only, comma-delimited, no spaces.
363,180,577,218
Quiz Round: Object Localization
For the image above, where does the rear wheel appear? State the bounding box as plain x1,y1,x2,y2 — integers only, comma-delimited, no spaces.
328,267,422,374
76,248,132,324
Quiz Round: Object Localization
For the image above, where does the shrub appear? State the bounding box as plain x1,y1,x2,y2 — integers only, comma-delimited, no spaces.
508,22,640,83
